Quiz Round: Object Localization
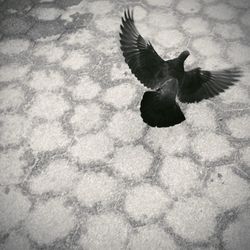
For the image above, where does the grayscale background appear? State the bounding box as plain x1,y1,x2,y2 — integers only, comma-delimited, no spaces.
0,0,249,249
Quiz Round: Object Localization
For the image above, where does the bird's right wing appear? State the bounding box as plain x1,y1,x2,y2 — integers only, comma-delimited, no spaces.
178,67,242,103
119,9,169,89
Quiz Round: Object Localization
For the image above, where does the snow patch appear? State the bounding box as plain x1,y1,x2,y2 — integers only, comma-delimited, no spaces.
80,213,129,250
0,188,31,233
111,145,153,179
74,172,118,207
125,184,170,222
29,160,78,194
25,199,76,245
107,110,145,143
70,132,114,164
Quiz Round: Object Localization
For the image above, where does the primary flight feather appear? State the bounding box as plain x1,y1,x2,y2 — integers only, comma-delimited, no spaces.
119,9,242,127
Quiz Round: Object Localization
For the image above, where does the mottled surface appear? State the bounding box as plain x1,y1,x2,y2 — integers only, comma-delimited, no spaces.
0,0,250,249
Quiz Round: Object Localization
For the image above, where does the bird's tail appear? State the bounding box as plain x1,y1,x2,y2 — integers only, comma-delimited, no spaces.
140,91,185,128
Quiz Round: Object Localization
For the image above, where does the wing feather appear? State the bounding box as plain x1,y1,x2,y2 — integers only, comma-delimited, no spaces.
178,67,242,103
178,67,242,102
119,9,168,89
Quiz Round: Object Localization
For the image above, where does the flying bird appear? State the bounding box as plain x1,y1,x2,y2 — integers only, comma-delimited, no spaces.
119,9,242,127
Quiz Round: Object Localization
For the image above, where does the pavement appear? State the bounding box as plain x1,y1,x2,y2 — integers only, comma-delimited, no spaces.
0,0,250,249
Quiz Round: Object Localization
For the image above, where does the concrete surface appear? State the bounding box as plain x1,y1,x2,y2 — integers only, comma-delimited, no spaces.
0,0,250,249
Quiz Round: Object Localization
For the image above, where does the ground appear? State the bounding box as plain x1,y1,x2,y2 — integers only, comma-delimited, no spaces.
0,0,250,249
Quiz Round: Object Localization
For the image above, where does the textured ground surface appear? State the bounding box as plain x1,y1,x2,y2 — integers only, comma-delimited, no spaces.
0,0,250,249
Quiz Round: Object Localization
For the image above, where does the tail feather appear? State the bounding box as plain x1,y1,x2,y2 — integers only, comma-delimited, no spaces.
140,91,185,127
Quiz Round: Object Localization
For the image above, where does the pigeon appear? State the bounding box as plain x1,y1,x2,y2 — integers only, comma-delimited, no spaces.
119,9,242,127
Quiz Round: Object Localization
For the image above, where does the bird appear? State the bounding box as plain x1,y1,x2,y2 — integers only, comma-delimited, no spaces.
119,9,242,127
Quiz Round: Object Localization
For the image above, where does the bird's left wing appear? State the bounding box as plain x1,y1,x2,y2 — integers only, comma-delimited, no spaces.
119,9,168,89
177,67,242,103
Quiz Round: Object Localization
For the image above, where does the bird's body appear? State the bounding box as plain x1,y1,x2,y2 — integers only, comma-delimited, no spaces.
119,9,242,127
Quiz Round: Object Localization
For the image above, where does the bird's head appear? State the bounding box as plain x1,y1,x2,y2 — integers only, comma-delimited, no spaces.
178,50,190,62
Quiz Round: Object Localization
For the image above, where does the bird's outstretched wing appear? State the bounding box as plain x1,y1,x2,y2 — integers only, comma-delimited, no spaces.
119,9,168,89
177,67,242,103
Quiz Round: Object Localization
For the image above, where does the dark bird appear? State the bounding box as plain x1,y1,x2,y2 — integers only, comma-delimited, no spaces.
119,9,242,127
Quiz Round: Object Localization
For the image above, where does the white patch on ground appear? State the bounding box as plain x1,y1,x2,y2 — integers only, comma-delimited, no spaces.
206,166,250,209
227,42,250,64
60,1,86,22
220,85,249,104
110,145,153,179
191,132,233,161
37,34,61,42
145,125,189,155
28,92,70,120
29,122,70,152
204,57,231,70
125,184,170,222
33,42,65,63
102,83,136,109
0,38,30,55
2,232,31,250
0,188,31,233
136,22,156,40
62,50,90,70
0,114,29,146
184,53,198,68
74,172,118,207
107,110,145,143
95,37,118,55
95,16,120,33
80,213,129,250
134,6,147,21
201,0,217,3
128,224,178,250
148,11,178,29
88,1,114,15
165,197,219,241
213,23,243,40
185,102,217,131
223,210,250,250
195,247,216,250
62,29,94,46
226,115,250,139
204,3,237,20
110,62,132,81
240,69,250,87
228,0,250,8
27,70,65,91
0,64,30,82
159,156,201,197
69,76,101,100
145,0,173,7
70,132,114,164
241,146,250,166
192,37,221,56
240,10,250,27
29,160,78,195
156,29,184,48
70,103,102,135
0,85,25,112
29,7,62,20
25,199,76,245
182,17,209,35
177,0,201,14
0,149,26,185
